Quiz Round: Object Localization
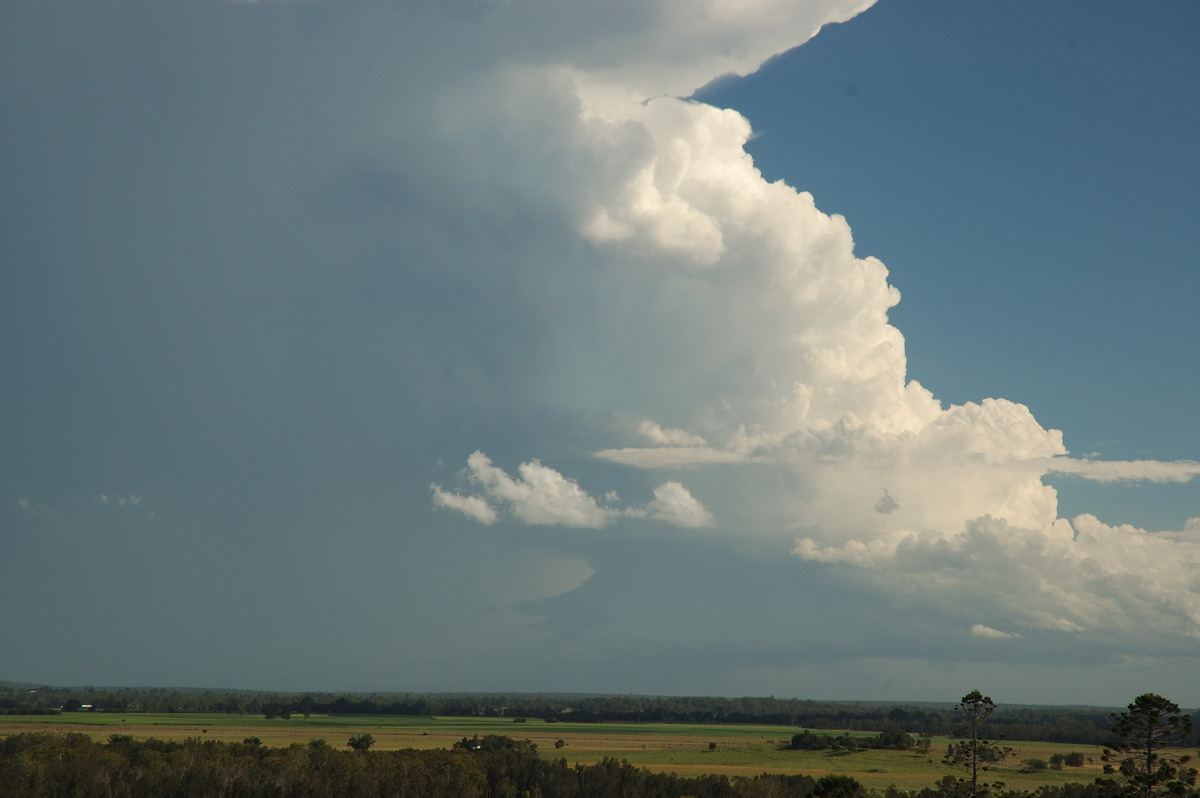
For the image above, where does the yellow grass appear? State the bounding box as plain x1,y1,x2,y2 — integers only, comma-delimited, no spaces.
3,713,1195,792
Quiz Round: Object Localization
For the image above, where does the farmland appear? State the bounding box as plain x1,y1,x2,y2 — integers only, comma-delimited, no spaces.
0,712,1140,791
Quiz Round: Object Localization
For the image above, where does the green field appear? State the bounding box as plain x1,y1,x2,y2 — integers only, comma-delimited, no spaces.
0,713,1178,792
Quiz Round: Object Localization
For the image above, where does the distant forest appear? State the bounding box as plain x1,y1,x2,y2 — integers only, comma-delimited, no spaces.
6,684,1193,746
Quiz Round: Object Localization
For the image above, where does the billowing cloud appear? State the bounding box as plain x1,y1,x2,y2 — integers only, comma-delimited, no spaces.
433,451,713,530
408,0,1198,654
451,451,611,528
634,480,715,528
795,513,1200,644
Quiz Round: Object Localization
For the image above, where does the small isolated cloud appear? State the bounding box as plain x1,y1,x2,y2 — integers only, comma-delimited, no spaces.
1042,457,1200,483
94,492,154,517
971,624,1019,639
17,497,54,516
432,451,713,529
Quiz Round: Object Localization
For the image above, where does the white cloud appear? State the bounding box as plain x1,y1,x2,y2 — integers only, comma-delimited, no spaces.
462,451,611,528
1042,457,1200,483
638,420,707,447
594,446,750,468
562,0,880,117
433,451,713,530
634,480,715,528
430,486,497,525
794,513,1200,644
971,624,1019,639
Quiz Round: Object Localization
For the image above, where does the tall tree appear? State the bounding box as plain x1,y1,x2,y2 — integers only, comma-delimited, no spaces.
1102,693,1196,798
347,733,375,753
943,689,997,798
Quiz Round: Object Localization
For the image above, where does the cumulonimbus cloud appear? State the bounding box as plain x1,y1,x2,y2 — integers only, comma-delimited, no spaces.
413,0,1197,649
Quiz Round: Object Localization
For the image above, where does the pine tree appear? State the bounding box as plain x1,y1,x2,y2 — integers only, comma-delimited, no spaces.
1102,693,1196,798
942,690,997,798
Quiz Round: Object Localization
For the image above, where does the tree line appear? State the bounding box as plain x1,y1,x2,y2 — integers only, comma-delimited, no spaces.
6,684,1190,746
0,730,1137,798
0,690,1194,798
0,731,899,798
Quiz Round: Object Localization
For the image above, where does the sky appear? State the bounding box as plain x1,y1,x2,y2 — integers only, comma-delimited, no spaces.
2,0,1198,707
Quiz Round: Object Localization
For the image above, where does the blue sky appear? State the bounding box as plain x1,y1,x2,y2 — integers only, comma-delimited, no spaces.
2,0,1198,706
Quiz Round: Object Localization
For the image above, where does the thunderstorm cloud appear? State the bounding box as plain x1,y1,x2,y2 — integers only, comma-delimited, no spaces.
3,0,1197,701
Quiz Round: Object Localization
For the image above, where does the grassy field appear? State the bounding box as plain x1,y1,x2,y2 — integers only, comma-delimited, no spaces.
0,713,1179,792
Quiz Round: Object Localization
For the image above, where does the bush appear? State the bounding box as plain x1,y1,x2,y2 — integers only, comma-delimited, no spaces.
813,774,866,798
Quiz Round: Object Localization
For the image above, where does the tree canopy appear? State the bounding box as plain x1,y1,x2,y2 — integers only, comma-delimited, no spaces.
1102,693,1196,798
